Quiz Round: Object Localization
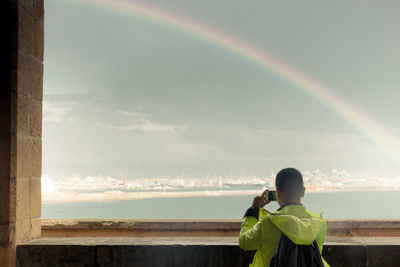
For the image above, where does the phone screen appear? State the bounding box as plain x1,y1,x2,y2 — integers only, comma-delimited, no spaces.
267,191,277,201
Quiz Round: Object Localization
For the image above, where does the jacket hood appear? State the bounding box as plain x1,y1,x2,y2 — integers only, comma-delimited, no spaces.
267,207,325,245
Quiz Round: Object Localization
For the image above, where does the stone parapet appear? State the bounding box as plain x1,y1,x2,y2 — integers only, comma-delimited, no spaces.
41,219,400,238
16,237,400,267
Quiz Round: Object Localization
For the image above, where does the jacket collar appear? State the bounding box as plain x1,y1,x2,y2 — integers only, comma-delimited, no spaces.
277,203,303,211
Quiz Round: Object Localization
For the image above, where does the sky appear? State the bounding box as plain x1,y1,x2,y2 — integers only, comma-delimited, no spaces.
43,0,400,178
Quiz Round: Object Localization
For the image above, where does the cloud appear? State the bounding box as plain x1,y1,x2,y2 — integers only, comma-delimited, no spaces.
115,110,147,119
97,122,182,133
182,125,391,168
43,102,75,123
218,126,369,158
97,110,186,133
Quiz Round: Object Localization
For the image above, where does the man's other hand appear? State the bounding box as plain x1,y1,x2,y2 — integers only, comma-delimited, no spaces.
252,189,271,208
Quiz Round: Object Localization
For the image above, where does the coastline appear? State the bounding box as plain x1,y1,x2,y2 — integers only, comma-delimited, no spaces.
42,187,399,203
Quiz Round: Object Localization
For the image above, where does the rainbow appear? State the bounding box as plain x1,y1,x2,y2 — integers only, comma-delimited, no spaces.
61,0,400,164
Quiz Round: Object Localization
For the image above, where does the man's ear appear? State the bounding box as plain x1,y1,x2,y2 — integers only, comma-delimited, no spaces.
301,187,305,198
276,188,284,200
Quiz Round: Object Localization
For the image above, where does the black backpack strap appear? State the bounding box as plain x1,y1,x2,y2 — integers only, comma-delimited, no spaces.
270,234,324,267
310,240,324,267
270,234,297,267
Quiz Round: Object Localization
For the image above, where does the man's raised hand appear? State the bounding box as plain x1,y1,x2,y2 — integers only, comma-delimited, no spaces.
252,189,271,208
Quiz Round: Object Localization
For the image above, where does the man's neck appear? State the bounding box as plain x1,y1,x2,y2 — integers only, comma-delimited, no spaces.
282,198,302,205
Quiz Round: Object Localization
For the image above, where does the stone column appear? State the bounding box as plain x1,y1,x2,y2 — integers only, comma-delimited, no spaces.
0,0,44,266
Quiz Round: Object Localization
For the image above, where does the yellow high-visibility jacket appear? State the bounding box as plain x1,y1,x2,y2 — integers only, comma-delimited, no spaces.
239,204,330,267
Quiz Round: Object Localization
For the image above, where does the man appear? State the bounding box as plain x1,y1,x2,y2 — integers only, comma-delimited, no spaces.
239,168,330,267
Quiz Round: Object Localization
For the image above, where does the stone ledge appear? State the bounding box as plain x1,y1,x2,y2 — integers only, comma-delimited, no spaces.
41,219,400,237
17,236,400,246
327,219,400,229
19,237,240,246
42,219,400,230
42,219,241,230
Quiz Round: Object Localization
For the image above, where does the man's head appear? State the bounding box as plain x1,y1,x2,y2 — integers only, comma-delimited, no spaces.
275,168,305,206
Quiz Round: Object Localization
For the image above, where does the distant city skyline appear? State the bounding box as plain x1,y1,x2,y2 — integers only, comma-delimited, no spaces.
43,0,400,178
42,168,400,204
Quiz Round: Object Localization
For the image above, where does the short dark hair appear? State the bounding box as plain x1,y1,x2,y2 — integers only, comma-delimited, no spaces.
275,168,304,196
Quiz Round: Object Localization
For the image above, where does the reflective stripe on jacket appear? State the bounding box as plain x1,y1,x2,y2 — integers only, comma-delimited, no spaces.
239,205,330,267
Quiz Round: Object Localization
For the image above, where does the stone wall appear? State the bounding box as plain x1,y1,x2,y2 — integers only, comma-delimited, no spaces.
0,0,44,266
16,237,400,267
32,220,400,266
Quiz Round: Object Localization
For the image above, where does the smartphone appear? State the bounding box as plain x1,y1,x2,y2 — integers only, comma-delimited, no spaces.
267,191,277,201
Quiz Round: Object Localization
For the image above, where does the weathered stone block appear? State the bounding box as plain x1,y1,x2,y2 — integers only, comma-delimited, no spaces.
33,21,44,73
18,6,34,56
8,178,17,223
31,61,43,101
0,244,16,267
17,94,29,136
0,135,10,178
323,245,366,267
16,136,32,178
0,224,11,244
16,54,33,97
17,245,97,267
33,0,44,21
30,217,41,239
99,246,174,266
15,136,40,179
0,177,10,224
19,0,34,14
96,245,243,267
31,138,41,178
9,91,18,135
16,178,30,222
15,219,31,243
29,99,41,137
30,177,41,218
0,95,10,134
17,54,43,98
367,245,400,266
172,245,243,267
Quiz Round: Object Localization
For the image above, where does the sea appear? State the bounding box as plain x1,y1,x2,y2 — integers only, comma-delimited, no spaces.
42,191,400,219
